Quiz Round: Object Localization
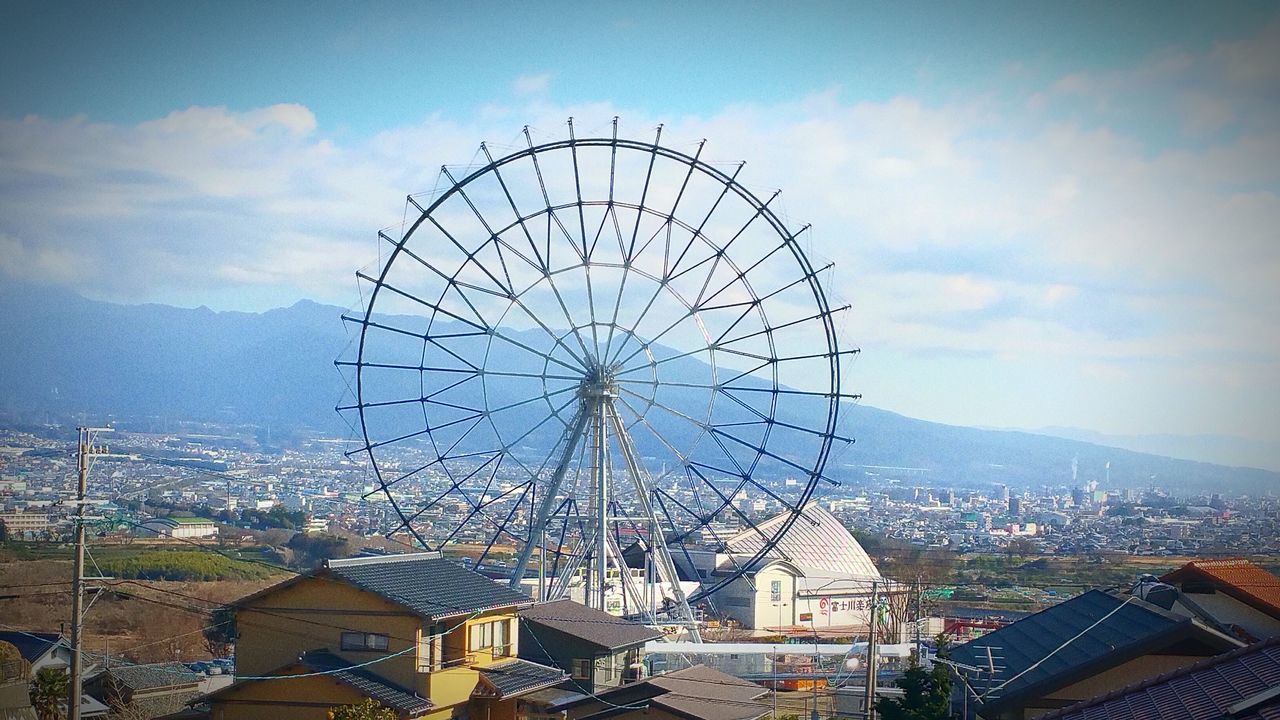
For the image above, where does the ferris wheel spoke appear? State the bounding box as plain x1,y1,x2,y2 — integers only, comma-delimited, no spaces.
612,394,698,475
352,129,849,608
668,187,777,287
667,160,745,278
566,119,589,258
357,272,490,334
476,481,534,567
484,386,576,424
616,386,712,439
424,215,517,304
481,142,548,272
523,128,588,268
439,478,531,548
623,125,661,262
370,447,497,497
652,137,704,264
380,227,515,304
490,278,595,371
484,391,580,475
599,213,640,364
716,305,846,348
484,327,587,375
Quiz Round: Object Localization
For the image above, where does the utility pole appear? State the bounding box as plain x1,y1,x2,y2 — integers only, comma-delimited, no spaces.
70,426,113,720
863,580,878,720
915,576,923,661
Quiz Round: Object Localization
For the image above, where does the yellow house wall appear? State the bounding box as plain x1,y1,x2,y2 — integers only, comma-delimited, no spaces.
210,672,368,720
1020,654,1209,719
236,576,522,716
237,576,425,692
425,612,519,709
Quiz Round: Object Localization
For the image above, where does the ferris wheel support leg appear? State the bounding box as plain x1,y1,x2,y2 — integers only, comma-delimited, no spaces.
606,401,703,642
592,395,610,612
509,407,591,590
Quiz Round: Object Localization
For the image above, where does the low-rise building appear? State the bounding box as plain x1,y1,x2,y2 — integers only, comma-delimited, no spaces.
1161,558,1280,642
208,552,566,720
137,516,218,539
949,589,1244,719
518,598,661,694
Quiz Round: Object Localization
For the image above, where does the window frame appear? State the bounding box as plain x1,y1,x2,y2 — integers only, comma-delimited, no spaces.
340,632,390,652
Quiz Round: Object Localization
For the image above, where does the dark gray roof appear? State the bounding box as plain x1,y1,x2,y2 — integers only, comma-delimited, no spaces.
475,659,568,699
323,553,532,620
950,589,1242,713
519,599,662,651
100,662,201,691
300,651,433,716
1043,636,1280,720
572,666,768,720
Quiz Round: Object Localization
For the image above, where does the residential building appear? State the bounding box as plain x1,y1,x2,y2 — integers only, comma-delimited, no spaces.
0,633,70,675
0,640,36,720
948,589,1244,719
1043,636,1280,720
207,552,566,720
518,599,661,694
559,665,769,720
137,517,218,539
0,632,109,719
1161,558,1280,641
85,663,204,720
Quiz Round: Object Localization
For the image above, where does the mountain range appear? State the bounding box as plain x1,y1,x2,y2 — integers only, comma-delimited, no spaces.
2,281,1276,495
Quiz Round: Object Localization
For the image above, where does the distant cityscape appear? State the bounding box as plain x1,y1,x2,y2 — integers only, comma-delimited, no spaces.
4,421,1277,561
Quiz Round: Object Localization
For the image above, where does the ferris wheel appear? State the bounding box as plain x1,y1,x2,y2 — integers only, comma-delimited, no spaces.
338,120,858,634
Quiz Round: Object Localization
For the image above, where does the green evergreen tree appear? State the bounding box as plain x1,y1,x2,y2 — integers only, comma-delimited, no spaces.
30,667,69,720
875,638,953,720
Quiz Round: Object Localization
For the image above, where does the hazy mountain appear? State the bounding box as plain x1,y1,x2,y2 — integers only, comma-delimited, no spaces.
2,282,1276,495
1028,426,1280,474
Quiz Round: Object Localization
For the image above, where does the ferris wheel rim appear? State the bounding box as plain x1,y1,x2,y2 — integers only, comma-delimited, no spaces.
342,130,852,604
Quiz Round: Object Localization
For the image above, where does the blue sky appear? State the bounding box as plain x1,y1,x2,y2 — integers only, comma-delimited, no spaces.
2,1,1278,462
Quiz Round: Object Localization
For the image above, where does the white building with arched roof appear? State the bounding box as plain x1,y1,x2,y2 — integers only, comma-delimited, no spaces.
691,503,897,636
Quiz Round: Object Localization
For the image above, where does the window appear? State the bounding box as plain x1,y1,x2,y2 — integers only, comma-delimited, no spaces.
571,658,593,680
340,632,389,652
770,580,782,603
469,619,513,658
417,626,443,672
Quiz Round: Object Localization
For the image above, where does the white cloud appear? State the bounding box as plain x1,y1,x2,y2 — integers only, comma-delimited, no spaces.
512,73,552,97
1,24,1278,441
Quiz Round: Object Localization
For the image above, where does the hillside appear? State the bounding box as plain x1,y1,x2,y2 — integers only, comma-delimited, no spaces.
1,282,1275,493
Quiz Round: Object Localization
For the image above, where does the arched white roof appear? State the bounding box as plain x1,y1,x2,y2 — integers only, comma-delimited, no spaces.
724,502,881,579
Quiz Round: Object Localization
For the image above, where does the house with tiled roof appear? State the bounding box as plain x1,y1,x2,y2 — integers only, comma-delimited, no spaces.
0,632,108,719
948,589,1244,719
1162,559,1280,641
207,552,566,720
518,598,662,694
1042,636,1280,720
559,665,769,720
85,662,204,720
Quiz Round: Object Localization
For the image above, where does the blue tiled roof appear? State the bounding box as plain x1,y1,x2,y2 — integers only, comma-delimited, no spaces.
324,553,532,620
950,590,1239,711
0,632,60,663
300,651,433,716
